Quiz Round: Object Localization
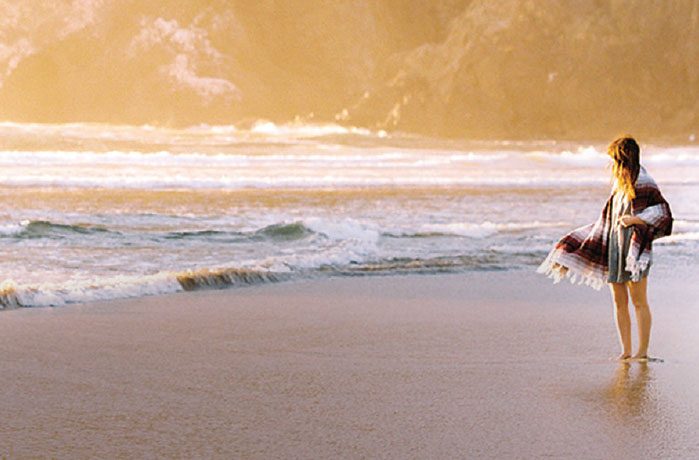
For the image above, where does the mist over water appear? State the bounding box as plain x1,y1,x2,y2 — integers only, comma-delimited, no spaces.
0,1,697,139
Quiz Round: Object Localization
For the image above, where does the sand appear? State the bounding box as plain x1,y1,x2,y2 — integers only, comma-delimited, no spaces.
2,270,699,459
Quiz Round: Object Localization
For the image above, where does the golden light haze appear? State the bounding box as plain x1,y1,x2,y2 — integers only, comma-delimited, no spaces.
0,0,697,140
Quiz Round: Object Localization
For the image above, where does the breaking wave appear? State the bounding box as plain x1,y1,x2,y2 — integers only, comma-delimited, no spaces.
384,221,569,239
0,220,113,238
0,217,584,244
1,252,536,309
655,220,699,245
0,267,284,309
2,209,693,310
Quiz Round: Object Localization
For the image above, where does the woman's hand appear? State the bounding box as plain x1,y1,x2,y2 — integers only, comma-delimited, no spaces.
619,216,646,227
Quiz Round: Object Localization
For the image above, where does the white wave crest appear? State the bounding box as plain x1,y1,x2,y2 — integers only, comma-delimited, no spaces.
656,233,699,244
673,220,699,233
0,148,501,168
0,174,609,190
0,222,26,236
394,221,569,238
655,220,699,245
250,121,373,138
304,217,380,243
526,146,607,167
0,266,288,309
0,273,182,308
644,147,699,166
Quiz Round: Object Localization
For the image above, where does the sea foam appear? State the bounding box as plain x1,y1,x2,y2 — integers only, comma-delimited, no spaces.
0,268,287,309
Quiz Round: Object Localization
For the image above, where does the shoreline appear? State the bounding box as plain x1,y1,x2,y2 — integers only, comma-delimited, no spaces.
2,271,698,458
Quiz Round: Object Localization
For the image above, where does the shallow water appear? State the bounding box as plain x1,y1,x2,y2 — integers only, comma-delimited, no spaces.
1,122,698,307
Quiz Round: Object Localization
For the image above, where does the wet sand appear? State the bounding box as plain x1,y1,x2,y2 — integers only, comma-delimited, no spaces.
2,271,699,459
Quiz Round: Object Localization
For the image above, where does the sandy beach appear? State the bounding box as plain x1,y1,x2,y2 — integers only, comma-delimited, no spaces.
2,270,699,459
2,2,698,459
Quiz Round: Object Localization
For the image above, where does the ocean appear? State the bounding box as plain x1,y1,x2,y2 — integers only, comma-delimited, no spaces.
1,121,698,308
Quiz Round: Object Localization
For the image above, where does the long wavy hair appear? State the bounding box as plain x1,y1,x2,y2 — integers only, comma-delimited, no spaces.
608,136,640,199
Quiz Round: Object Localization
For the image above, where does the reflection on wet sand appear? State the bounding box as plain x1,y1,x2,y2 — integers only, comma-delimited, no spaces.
607,362,654,419
602,360,686,458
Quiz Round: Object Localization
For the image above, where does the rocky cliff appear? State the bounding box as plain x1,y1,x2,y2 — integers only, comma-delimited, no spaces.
0,0,696,139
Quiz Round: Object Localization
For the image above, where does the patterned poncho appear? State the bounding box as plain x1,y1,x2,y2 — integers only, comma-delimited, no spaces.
537,167,672,290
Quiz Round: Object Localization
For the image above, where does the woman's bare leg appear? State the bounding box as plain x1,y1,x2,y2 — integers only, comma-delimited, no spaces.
628,277,652,359
609,282,632,359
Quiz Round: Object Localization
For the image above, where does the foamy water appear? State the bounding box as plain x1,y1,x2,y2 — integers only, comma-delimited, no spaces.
1,122,698,308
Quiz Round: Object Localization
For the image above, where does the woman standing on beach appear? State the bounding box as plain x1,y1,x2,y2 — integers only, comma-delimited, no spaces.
538,136,673,361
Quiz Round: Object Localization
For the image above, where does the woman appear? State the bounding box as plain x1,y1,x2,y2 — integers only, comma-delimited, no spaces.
538,136,673,361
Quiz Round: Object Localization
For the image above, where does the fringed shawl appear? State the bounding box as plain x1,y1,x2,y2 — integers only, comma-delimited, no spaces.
537,167,672,290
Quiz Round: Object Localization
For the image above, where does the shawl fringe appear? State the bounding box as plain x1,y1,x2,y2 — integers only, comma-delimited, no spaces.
537,250,607,291
537,167,671,290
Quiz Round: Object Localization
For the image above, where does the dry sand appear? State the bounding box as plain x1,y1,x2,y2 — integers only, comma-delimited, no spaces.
2,271,699,459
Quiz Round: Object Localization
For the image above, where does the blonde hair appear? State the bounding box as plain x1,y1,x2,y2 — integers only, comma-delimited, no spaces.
608,136,640,199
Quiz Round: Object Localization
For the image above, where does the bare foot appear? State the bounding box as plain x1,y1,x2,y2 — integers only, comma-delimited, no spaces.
631,353,649,362
616,353,631,361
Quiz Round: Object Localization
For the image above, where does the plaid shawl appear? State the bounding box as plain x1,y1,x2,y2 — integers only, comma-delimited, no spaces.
537,167,672,290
